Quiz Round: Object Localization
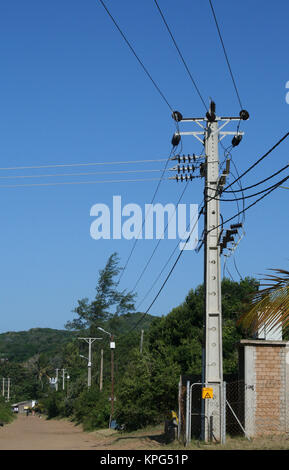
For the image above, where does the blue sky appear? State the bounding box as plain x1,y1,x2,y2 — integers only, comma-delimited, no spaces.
0,0,288,333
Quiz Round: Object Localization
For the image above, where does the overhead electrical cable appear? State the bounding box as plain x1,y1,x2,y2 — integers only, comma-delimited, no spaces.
134,142,206,309
117,136,288,332
206,174,289,236
128,207,203,333
222,131,289,192
221,164,289,194
131,180,190,293
0,158,169,172
233,256,243,281
0,177,170,189
98,0,174,112
0,168,173,180
153,0,208,112
208,0,243,110
116,147,176,286
211,176,289,202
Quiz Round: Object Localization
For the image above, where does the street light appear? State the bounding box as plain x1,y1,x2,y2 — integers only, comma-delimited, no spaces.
97,327,116,425
79,354,90,364
66,373,70,397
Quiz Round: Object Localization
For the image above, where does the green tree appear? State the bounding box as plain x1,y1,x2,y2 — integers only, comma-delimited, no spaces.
0,396,14,424
65,253,136,333
115,348,181,431
73,386,111,431
148,277,258,376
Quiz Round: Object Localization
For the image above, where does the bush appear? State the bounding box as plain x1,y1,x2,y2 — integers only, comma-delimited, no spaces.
115,349,180,431
0,397,14,424
42,392,63,419
73,386,111,431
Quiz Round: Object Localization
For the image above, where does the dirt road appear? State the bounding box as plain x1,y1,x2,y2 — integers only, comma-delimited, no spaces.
0,415,165,450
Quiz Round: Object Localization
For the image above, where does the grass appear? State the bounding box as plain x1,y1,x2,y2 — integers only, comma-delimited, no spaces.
101,424,289,450
166,434,289,451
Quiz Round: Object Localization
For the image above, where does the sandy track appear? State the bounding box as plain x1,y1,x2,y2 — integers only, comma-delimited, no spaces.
0,415,165,450
0,415,108,450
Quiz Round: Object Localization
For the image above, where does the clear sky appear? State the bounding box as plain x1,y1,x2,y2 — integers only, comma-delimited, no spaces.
0,0,288,333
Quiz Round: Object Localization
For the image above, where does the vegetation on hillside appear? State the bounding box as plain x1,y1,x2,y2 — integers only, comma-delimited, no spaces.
0,252,259,431
0,328,75,363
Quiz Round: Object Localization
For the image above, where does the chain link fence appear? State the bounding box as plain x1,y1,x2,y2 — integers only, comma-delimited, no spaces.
179,376,253,444
226,379,246,436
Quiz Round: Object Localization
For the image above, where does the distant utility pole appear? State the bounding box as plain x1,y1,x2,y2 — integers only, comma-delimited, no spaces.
2,378,10,401
140,329,144,354
62,369,68,391
55,369,60,392
78,337,102,388
111,335,115,418
97,327,116,424
171,102,249,441
100,349,103,392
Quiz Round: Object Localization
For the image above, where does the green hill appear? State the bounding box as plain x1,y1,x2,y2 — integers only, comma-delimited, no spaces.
0,313,155,364
0,328,76,363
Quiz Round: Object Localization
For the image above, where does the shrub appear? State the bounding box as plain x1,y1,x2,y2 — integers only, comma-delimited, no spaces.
73,386,110,431
0,397,14,424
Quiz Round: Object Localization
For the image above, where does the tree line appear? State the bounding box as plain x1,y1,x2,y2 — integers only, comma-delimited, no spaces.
0,252,260,431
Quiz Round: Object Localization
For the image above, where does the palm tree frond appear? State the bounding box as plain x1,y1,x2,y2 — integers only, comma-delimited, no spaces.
237,269,289,335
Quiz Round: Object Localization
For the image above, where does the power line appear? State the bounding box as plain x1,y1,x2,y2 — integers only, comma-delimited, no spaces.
219,141,245,226
0,158,169,171
233,256,243,281
212,175,289,202
227,155,246,223
221,164,289,194
223,131,289,192
0,168,171,180
153,0,208,112
130,180,190,293
206,174,289,236
208,0,243,109
98,0,174,112
129,204,204,333
0,177,170,189
116,147,176,286
130,142,206,312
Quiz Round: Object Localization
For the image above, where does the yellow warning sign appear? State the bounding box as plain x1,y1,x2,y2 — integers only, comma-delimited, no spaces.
202,387,213,399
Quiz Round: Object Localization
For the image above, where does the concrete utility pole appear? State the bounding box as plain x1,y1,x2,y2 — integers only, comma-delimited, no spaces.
7,378,10,401
111,335,115,417
62,369,68,391
78,337,102,388
55,369,60,392
100,349,103,391
172,102,248,441
97,327,116,424
2,378,11,401
203,107,223,442
140,329,144,354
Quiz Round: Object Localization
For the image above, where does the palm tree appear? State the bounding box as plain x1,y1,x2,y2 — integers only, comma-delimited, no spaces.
238,268,289,335
26,354,52,390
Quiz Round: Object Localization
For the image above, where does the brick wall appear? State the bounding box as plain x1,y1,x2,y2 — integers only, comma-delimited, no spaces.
240,340,289,437
255,345,285,434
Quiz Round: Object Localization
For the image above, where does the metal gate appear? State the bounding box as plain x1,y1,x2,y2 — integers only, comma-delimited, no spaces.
179,378,251,445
